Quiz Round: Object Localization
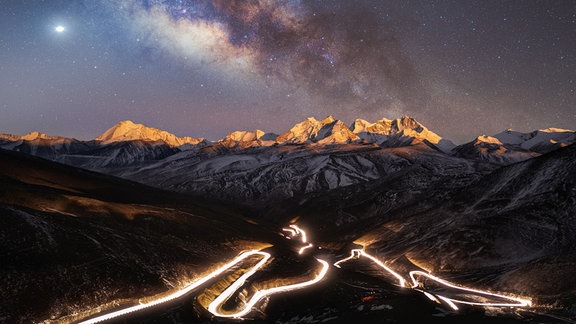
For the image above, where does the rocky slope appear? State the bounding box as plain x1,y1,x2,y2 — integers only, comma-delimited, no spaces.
278,143,576,313
0,117,574,206
126,141,488,206
452,135,539,165
0,148,276,323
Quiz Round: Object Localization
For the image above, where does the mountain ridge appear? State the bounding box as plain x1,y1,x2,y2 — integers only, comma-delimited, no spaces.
95,120,205,147
2,116,575,174
4,117,573,153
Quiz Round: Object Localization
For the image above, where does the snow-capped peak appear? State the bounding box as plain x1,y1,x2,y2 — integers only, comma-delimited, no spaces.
276,116,358,144
96,120,203,147
21,131,61,141
475,135,504,145
226,130,266,142
350,118,393,134
493,128,575,153
350,116,454,152
219,130,278,149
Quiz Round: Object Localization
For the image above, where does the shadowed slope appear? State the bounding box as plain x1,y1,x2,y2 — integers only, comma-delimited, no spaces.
0,149,276,322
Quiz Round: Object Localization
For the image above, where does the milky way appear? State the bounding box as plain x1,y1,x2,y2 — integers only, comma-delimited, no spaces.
118,0,419,109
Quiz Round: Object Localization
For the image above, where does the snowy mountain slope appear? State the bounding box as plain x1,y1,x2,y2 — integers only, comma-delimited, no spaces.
219,129,277,149
453,128,576,165
124,141,486,205
0,127,185,170
0,132,94,159
494,128,576,153
96,120,205,147
276,116,360,144
57,140,180,169
295,143,576,308
0,117,573,207
0,137,179,170
351,116,456,153
452,135,539,165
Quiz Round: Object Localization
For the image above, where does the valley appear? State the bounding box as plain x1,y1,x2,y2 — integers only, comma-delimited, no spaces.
1,117,575,323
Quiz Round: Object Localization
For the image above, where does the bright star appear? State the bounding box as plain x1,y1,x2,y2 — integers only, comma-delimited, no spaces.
55,25,65,33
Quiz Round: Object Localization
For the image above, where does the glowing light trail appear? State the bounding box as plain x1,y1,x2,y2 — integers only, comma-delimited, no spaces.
334,249,407,287
78,224,328,322
78,250,270,324
208,258,329,318
78,222,528,322
409,271,532,309
298,243,314,255
333,248,532,311
283,224,313,254
209,224,327,318
289,224,308,243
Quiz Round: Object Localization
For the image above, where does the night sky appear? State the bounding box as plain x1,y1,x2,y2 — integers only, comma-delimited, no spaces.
1,0,575,143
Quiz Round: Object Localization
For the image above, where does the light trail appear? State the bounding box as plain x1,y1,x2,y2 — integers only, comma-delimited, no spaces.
422,291,441,304
208,223,327,318
334,249,532,311
334,249,407,287
68,219,533,322
333,249,361,268
409,271,532,309
208,258,330,318
282,228,296,237
284,224,313,254
289,224,308,243
78,250,269,324
298,243,314,255
438,295,460,311
78,223,328,323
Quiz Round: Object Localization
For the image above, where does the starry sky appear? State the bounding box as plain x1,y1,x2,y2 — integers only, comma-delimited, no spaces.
1,0,575,143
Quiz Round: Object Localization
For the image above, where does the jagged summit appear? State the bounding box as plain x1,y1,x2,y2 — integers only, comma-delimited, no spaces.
7,116,573,157
350,116,455,152
276,116,358,144
220,130,277,148
96,120,204,147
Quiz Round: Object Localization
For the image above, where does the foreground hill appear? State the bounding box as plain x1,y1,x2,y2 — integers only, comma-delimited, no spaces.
0,149,275,322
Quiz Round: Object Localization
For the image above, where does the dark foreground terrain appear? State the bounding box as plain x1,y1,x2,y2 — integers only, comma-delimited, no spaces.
1,143,575,323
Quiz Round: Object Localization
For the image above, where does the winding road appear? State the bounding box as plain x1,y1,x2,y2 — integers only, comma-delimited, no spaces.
77,224,532,323
333,247,532,311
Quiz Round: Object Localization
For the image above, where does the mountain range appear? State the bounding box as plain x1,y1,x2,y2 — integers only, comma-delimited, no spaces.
1,116,574,205
1,116,576,322
3,116,573,158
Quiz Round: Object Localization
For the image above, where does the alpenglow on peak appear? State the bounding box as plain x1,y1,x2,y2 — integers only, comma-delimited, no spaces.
96,120,204,147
